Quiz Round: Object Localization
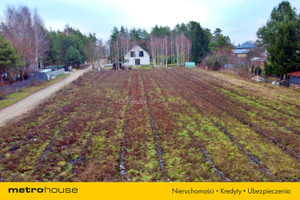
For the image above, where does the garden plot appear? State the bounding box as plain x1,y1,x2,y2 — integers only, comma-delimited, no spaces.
0,69,299,182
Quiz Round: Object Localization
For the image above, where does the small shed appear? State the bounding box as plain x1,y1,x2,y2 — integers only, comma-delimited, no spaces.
251,57,266,70
288,71,300,89
185,62,195,68
31,68,65,82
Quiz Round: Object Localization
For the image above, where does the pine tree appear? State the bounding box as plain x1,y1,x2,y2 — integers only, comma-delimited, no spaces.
0,36,19,72
189,21,210,64
257,1,300,77
65,46,82,66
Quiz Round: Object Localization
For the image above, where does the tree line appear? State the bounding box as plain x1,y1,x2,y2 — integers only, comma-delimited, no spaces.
45,26,105,68
0,5,105,83
109,21,232,67
109,1,299,78
0,5,233,83
2,1,297,81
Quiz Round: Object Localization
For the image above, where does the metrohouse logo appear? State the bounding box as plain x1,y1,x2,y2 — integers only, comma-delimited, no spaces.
8,186,78,194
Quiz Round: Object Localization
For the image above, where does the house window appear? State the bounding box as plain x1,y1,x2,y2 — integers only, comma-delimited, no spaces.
130,51,135,57
139,51,144,57
124,59,129,63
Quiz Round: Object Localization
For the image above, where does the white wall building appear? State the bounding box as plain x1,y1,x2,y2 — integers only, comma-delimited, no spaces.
124,45,150,66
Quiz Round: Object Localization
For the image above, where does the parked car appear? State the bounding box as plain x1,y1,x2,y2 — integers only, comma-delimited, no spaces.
112,62,128,70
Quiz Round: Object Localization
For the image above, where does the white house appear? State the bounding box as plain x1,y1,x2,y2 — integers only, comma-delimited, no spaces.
124,45,150,66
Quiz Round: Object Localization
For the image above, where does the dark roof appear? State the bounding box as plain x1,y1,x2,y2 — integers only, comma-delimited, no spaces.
131,44,148,53
288,71,300,77
235,41,256,49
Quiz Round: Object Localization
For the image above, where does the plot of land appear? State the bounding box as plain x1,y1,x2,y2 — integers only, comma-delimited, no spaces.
0,68,299,182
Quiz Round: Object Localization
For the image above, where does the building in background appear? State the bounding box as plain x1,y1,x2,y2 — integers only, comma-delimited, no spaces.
288,71,300,89
124,45,150,66
233,41,256,58
251,57,266,70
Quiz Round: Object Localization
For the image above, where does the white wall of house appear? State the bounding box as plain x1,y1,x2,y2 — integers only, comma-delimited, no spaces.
124,45,150,65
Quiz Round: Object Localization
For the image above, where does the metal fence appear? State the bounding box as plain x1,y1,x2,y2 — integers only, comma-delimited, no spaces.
0,67,66,98
0,78,45,97
47,68,65,79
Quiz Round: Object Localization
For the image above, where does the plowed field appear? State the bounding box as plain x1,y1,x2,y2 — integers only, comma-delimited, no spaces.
0,68,299,182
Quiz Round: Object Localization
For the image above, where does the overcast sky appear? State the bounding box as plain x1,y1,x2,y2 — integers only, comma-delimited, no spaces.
0,0,299,45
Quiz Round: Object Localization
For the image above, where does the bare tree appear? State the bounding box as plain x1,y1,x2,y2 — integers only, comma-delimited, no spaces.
174,33,189,66
150,35,157,67
87,39,106,69
1,6,35,69
164,35,168,67
150,32,190,67
150,35,164,67
33,10,49,69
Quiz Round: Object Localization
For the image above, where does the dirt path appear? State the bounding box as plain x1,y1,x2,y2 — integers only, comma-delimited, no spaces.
0,66,92,127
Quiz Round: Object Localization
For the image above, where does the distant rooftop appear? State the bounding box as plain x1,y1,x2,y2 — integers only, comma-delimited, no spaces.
288,71,300,77
235,41,256,49
233,49,249,54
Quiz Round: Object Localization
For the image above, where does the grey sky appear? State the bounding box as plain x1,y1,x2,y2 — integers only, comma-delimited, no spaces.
0,0,299,45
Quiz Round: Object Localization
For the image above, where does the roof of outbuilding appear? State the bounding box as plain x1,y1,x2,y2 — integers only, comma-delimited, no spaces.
233,49,249,54
251,57,266,62
288,71,300,77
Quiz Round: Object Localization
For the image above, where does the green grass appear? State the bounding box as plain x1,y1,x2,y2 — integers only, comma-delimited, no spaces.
0,73,70,110
131,65,153,69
